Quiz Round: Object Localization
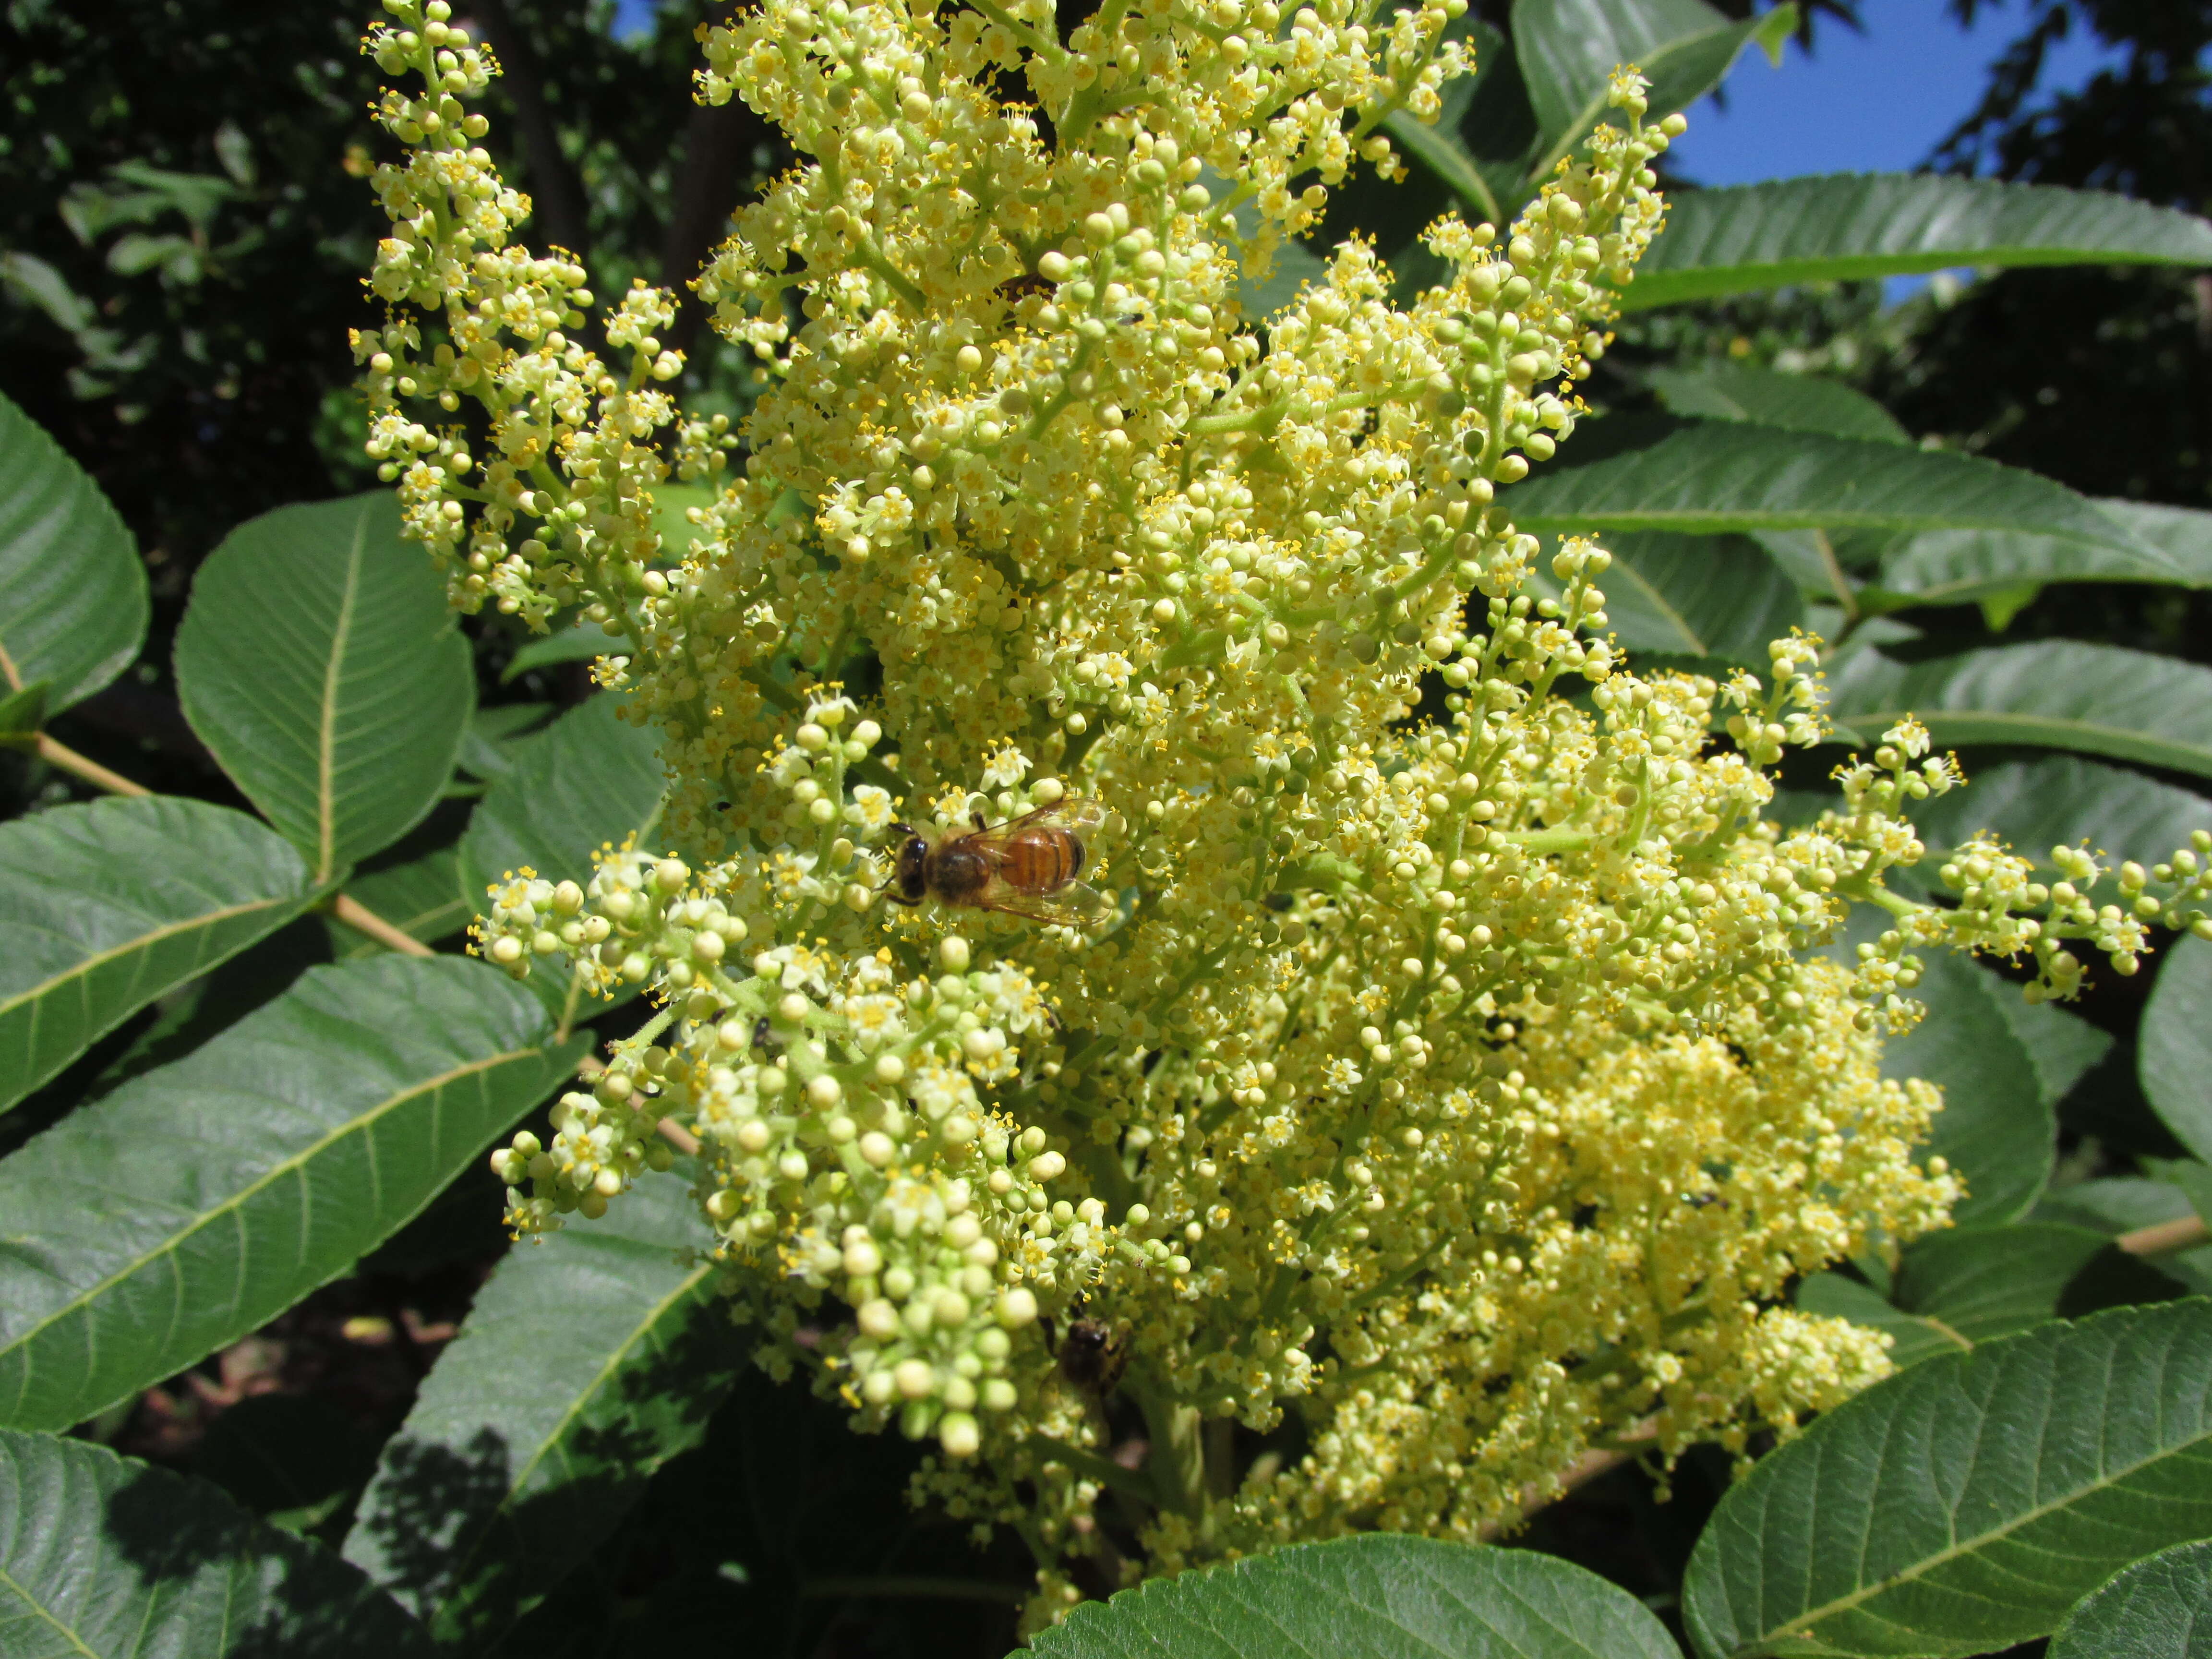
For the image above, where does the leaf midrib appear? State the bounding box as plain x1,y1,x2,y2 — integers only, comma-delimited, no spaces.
316,509,371,882
0,1557,102,1658
0,1042,548,1408
1754,1391,2212,1650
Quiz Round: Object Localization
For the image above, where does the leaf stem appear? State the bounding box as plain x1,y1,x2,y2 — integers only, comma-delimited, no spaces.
36,734,151,797
330,894,436,957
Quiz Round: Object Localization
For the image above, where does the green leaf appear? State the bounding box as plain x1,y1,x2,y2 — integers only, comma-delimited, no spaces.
0,956,583,1432
1796,1271,1971,1370
1828,640,2212,781
330,846,470,959
1029,1531,1678,1659
1682,1299,2212,1659
1512,0,1784,181
1645,364,1910,445
1866,516,2197,615
2144,935,2212,1164
2051,1539,2212,1659
1386,107,1505,227
174,492,473,883
1881,951,2053,1226
1624,174,2212,312
459,692,666,895
501,621,609,684
0,1426,433,1658
1511,419,2150,557
0,796,323,1116
455,701,554,779
344,1166,742,1642
0,389,147,713
1579,530,1803,661
649,481,720,563
2100,498,2212,585
1894,1222,2182,1344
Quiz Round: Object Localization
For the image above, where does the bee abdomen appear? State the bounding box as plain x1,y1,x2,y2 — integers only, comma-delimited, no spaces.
1004,829,1081,890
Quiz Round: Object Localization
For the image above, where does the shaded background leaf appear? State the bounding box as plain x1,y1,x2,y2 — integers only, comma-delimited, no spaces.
345,1166,744,1644
2143,935,2212,1164
0,1425,432,1658
458,692,667,896
0,387,146,713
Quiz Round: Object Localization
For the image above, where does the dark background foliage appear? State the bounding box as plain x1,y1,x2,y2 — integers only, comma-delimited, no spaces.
3,2,2208,1653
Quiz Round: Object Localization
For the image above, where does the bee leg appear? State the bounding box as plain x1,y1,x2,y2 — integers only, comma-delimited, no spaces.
973,810,989,831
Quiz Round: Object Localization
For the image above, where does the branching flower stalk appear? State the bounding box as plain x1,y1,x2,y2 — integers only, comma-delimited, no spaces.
355,0,2212,1619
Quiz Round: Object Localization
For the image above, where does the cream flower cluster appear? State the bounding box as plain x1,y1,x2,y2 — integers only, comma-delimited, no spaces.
361,0,2209,1623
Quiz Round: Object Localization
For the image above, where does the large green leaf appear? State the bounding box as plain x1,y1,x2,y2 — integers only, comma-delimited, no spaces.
1560,530,1804,661
0,1426,433,1658
0,796,322,1115
2102,498,2212,585
1030,1532,1677,1659
2144,935,2212,1165
1796,1271,1971,1371
1867,518,2196,615
174,492,473,883
1645,364,1910,445
458,692,665,895
1623,174,2212,312
1884,950,2054,1226
1893,1222,2182,1344
1827,640,2212,780
2050,1539,2212,1659
1510,419,2150,556
1908,756,2212,893
0,957,583,1432
344,1167,741,1642
1512,0,1790,181
1682,1299,2212,1659
0,388,147,713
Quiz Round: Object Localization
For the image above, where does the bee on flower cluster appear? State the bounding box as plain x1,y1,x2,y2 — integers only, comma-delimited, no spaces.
881,797,1114,926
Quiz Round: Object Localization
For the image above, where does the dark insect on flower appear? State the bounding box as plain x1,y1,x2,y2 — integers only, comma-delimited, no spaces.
1056,1317,1128,1397
996,270,1054,306
881,798,1113,926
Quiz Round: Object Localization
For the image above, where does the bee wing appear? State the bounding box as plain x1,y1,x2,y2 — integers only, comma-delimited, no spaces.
975,876,1117,928
999,796,1106,835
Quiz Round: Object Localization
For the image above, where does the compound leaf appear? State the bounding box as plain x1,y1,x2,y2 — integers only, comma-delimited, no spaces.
0,1426,432,1659
1031,1531,1678,1659
0,957,584,1432
344,1167,742,1643
175,492,472,883
0,796,321,1115
1624,174,2212,311
1683,1299,2212,1659
0,388,147,713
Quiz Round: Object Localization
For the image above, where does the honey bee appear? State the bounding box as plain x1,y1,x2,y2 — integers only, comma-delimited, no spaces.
883,798,1114,926
1056,1316,1129,1397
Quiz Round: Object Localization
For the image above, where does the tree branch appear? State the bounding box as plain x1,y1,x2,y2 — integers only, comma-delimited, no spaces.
660,3,773,357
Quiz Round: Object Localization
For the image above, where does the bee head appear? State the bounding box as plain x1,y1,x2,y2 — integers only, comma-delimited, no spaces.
889,823,930,903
